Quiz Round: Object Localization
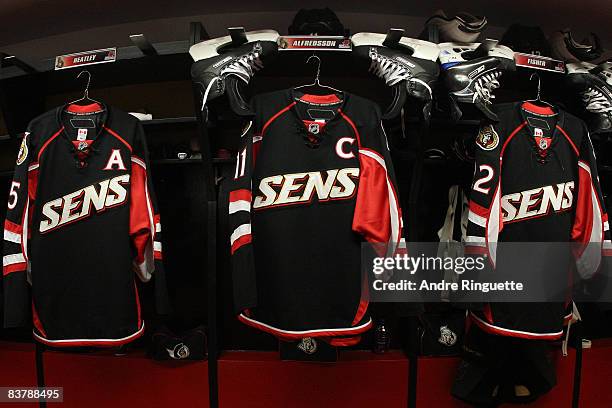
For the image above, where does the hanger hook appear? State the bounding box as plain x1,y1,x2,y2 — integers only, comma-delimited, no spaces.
529,72,541,101
77,70,92,99
306,54,321,85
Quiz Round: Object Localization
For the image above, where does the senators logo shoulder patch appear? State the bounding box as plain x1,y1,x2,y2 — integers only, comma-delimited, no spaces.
16,133,29,165
476,125,499,151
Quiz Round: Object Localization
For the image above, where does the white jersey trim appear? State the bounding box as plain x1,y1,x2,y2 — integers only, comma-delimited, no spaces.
3,229,21,244
577,160,590,173
134,257,153,282
239,313,372,336
131,156,146,169
33,322,145,346
468,210,487,228
230,223,251,246
229,200,251,214
3,253,25,266
575,161,603,279
470,312,563,339
465,236,486,246
487,184,501,266
22,197,29,262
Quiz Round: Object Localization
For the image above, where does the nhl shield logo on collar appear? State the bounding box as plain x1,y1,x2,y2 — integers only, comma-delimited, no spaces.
535,136,552,152
308,123,320,135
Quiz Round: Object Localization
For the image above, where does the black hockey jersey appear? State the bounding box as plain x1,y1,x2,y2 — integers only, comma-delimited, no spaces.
466,101,611,339
3,103,166,347
228,90,403,345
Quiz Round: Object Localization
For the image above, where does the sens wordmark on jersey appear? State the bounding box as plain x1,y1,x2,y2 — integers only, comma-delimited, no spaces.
501,181,574,223
253,168,359,209
40,174,130,233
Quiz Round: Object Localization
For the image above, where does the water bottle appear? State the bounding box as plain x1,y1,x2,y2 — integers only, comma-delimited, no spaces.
373,319,390,354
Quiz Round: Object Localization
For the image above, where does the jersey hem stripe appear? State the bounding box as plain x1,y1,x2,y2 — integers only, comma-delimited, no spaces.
238,313,373,339
469,312,563,340
32,322,145,347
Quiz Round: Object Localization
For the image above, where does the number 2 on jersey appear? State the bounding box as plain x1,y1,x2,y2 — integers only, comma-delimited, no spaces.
473,165,494,194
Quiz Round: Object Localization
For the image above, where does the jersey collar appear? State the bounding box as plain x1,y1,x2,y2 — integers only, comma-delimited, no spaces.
56,102,110,143
287,88,348,127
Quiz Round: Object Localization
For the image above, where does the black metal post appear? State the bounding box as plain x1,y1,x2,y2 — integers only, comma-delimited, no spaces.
572,322,583,408
189,21,219,408
35,343,46,408
405,114,428,408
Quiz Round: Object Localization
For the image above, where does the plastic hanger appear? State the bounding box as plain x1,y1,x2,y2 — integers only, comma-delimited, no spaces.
293,54,342,94
67,70,102,107
525,73,554,108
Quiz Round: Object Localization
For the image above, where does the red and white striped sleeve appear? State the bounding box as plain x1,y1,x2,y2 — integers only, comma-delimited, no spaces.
129,122,170,314
3,131,35,328
228,121,258,313
351,119,404,252
571,126,610,279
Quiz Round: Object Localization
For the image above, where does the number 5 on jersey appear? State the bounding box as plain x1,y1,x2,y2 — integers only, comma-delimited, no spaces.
7,181,20,209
